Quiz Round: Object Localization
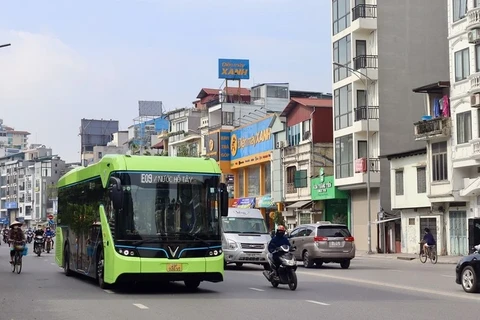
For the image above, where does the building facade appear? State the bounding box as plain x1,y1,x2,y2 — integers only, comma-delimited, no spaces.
331,0,449,252
384,149,436,254
166,108,202,157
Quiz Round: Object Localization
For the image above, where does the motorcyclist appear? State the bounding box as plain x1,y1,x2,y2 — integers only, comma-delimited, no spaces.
34,228,45,251
44,227,54,250
8,221,25,264
268,225,291,271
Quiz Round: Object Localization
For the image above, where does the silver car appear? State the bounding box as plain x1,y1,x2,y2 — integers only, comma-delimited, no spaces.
289,221,355,269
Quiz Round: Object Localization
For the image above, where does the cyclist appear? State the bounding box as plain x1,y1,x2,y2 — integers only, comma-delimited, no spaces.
8,220,25,264
423,228,436,254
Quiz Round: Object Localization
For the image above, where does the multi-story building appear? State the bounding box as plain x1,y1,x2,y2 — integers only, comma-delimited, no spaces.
0,119,29,149
0,145,66,227
275,97,334,229
166,108,202,157
93,131,129,162
80,119,119,166
331,0,449,251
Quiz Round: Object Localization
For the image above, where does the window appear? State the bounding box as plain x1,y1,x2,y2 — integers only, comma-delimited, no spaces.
175,121,186,132
302,119,311,139
286,166,296,193
417,167,427,193
334,84,352,130
457,111,472,144
358,140,367,158
333,35,351,83
432,141,448,182
453,0,467,21
222,112,233,125
237,169,244,197
287,123,301,146
332,0,350,35
247,165,260,196
335,134,353,178
266,86,288,99
395,170,404,196
476,45,480,72
454,48,469,81
264,162,271,194
294,170,307,188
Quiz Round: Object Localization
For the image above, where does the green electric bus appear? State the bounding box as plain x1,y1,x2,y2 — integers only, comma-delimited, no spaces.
55,154,229,289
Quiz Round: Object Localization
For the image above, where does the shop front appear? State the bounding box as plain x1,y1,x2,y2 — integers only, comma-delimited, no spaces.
230,116,275,228
311,172,351,229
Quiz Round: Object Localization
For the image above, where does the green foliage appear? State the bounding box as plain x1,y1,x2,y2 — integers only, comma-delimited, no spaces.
273,211,285,226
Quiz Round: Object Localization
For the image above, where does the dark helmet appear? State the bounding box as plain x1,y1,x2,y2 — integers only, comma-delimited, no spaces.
276,225,286,237
424,228,430,233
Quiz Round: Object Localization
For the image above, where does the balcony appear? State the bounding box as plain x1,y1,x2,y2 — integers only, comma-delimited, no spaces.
353,106,380,133
286,182,296,194
469,73,480,95
467,7,480,31
354,157,380,173
453,139,480,168
351,4,377,32
352,55,378,81
335,158,381,189
414,117,451,141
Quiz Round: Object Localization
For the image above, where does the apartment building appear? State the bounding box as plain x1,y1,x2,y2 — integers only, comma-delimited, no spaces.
166,108,202,157
0,119,29,149
331,0,449,251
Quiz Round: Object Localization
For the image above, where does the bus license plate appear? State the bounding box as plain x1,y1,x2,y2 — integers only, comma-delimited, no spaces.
167,264,183,272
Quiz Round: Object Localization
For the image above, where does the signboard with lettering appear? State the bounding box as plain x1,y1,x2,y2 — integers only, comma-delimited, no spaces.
231,197,255,208
219,131,231,161
230,117,274,161
206,132,219,161
310,175,349,201
218,59,250,80
123,173,211,186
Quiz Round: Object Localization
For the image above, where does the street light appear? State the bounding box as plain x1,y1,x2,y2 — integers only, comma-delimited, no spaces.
0,44,11,49
333,62,374,254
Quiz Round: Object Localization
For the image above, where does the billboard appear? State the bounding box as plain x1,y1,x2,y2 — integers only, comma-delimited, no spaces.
218,59,250,80
206,132,219,161
139,101,163,117
230,117,274,161
80,119,119,152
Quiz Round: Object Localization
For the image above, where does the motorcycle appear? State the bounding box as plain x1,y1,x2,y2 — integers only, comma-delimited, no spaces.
34,236,44,256
26,232,33,244
45,236,52,253
262,245,298,291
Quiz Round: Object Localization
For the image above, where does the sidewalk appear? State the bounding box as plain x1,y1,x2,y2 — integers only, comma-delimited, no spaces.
355,251,462,265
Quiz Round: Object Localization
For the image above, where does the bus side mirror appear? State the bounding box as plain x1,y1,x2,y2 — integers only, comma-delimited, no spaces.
219,183,229,217
109,177,124,211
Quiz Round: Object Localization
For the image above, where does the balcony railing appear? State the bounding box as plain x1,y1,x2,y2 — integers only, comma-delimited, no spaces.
284,146,297,156
414,117,451,139
467,7,480,30
286,182,296,194
353,55,378,70
354,157,380,173
470,73,480,93
205,96,265,108
354,106,379,121
352,4,377,21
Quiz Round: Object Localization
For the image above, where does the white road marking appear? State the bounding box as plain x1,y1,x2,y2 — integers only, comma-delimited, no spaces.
306,300,330,306
248,287,265,292
50,263,56,265
441,275,455,278
388,269,403,272
297,271,480,302
103,289,114,294
133,303,149,309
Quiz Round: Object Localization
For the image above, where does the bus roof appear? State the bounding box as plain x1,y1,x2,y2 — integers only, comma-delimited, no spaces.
57,154,222,188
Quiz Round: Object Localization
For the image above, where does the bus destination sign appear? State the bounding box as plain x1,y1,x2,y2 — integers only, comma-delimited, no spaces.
139,173,196,184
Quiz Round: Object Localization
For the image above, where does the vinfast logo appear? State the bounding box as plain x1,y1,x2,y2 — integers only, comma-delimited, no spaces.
168,246,180,258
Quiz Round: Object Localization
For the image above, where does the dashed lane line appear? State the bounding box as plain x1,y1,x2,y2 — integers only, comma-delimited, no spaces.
103,289,115,294
306,300,330,306
133,303,149,309
248,287,265,292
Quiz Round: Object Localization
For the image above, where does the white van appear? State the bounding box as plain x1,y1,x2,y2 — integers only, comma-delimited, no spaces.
221,208,270,269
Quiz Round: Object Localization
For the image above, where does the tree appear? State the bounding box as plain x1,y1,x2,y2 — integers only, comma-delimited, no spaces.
273,211,285,227
177,145,190,157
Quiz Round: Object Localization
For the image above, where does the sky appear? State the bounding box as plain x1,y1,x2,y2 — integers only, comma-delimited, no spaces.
0,0,331,163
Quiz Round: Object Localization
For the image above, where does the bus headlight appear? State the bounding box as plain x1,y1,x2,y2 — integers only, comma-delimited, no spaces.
117,248,138,257
206,249,222,257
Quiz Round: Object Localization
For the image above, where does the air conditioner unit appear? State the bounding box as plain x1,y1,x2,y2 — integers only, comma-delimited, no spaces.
276,141,284,149
471,93,480,108
469,29,480,44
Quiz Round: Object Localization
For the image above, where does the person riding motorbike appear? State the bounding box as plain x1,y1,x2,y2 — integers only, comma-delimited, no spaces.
44,227,54,250
268,225,291,271
8,221,25,264
34,228,45,251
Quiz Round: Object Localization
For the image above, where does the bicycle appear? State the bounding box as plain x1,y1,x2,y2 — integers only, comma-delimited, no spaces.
419,242,437,264
10,241,25,274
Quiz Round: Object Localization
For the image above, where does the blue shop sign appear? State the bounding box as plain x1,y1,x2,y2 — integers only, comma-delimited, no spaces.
230,117,274,161
220,131,231,161
256,195,276,208
232,197,255,208
5,202,18,209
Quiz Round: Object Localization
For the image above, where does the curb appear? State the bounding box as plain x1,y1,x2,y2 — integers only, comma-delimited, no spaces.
357,255,459,265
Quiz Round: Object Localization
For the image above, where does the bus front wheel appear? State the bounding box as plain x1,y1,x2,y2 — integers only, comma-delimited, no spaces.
97,249,109,289
63,248,72,277
184,280,200,291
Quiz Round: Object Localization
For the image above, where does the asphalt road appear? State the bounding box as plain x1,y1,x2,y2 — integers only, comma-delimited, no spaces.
0,242,478,320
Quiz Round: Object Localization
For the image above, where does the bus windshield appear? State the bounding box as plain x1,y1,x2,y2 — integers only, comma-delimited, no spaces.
112,172,220,240
222,217,268,234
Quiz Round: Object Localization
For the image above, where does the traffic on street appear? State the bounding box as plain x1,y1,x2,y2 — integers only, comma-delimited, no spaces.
1,242,479,320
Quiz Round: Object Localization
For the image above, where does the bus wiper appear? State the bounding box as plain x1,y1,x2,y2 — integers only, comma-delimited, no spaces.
132,237,162,246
